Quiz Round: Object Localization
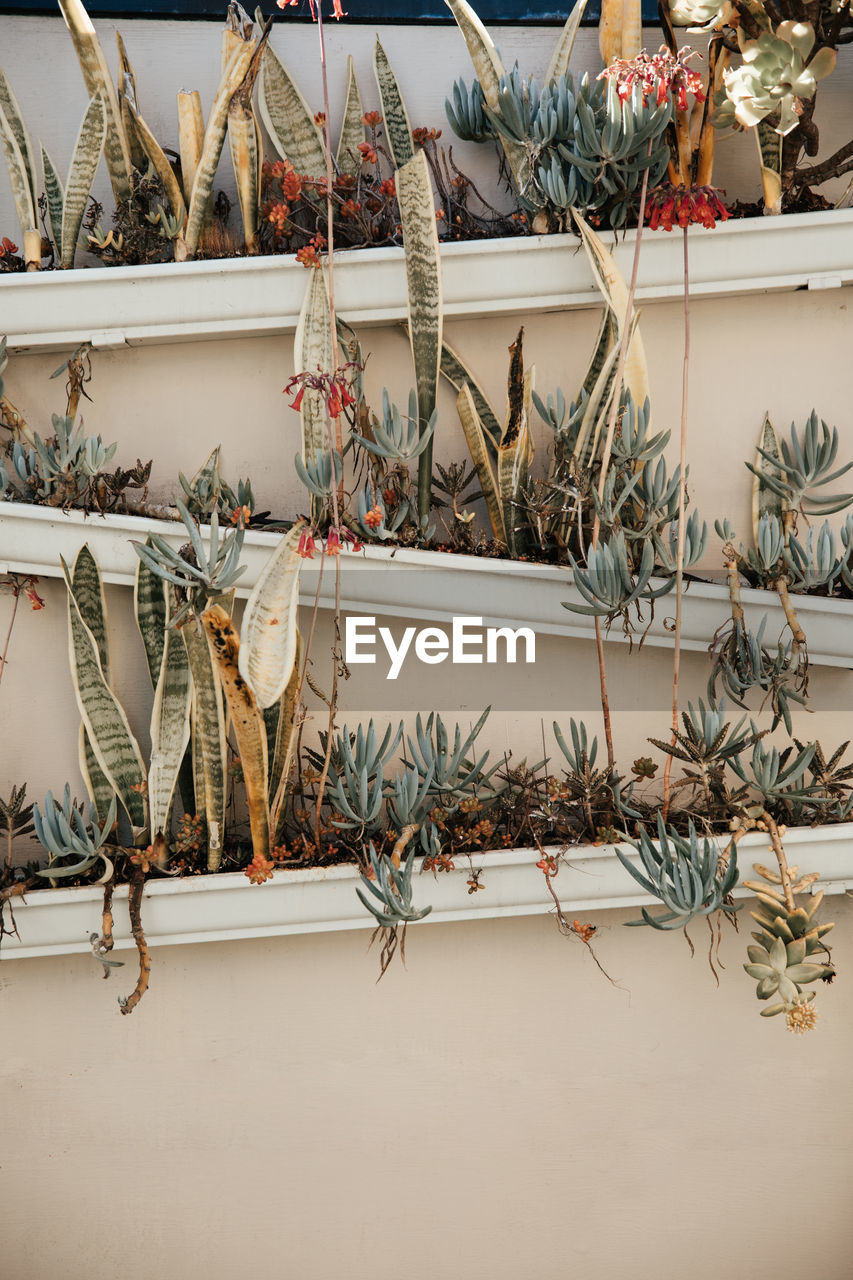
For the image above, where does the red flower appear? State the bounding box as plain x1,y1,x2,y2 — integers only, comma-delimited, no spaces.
599,46,705,111
277,0,345,14
412,126,442,146
267,201,290,232
340,198,362,219
363,504,384,530
646,184,729,231
362,110,382,128
297,528,318,559
0,237,18,258
379,177,396,198
357,142,377,165
289,384,305,412
283,171,303,202
536,854,558,877
325,526,342,556
25,584,45,610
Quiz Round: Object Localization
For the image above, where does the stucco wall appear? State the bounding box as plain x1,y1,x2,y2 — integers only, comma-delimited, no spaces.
2,13,853,1280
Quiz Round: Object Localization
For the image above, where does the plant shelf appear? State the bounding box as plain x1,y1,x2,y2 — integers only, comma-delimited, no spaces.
3,821,852,960
3,209,853,353
2,501,852,667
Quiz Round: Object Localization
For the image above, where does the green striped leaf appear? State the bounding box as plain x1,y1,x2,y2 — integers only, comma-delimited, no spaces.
337,55,367,177
756,119,782,215
545,0,588,86
239,522,304,711
116,31,147,173
134,542,167,689
373,38,414,170
79,722,116,824
498,332,534,558
294,266,335,522
61,94,106,269
124,90,186,226
397,148,443,521
267,628,302,838
148,587,192,842
256,30,326,178
182,612,228,870
58,0,133,204
63,553,146,830
456,385,506,542
752,412,787,545
41,145,64,258
71,543,111,679
0,68,37,225
228,99,261,248
439,335,501,452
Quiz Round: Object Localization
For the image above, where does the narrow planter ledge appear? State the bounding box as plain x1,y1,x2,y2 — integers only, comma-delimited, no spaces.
3,209,852,353
3,822,852,960
2,501,852,668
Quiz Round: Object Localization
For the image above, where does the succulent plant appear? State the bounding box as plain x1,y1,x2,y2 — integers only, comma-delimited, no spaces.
743,862,834,1026
566,529,673,619
352,390,437,463
745,411,853,516
33,786,116,881
619,814,738,930
717,22,836,136
294,449,343,500
356,842,432,927
132,500,246,625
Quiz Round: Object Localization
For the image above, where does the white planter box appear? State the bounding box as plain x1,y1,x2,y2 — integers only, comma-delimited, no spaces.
2,210,852,353
2,501,852,668
3,821,852,960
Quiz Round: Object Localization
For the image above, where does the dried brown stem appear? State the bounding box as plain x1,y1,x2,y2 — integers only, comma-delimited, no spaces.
764,811,795,911
0,586,21,690
390,823,418,870
120,869,150,1015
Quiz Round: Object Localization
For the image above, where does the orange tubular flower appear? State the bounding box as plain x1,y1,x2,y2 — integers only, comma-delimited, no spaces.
646,185,730,231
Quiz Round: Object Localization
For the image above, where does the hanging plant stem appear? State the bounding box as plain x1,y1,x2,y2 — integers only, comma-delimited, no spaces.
663,224,691,819
590,143,652,771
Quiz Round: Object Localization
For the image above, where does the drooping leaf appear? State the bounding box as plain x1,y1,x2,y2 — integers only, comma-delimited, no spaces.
397,148,443,521
203,605,270,860
61,94,107,269
373,37,414,170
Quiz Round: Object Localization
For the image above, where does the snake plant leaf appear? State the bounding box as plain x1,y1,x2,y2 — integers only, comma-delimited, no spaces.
134,541,167,688
41,145,64,257
177,90,206,206
337,55,367,177
573,314,638,469
181,35,258,259
79,723,115,823
294,265,335,522
239,521,304,710
267,628,302,840
182,610,228,870
438,335,501,452
456,385,506,542
148,587,192,844
115,31,147,173
598,0,642,65
123,81,186,226
581,308,616,402
72,545,116,823
58,0,133,204
203,605,270,860
71,543,111,679
227,26,267,250
397,148,443,522
751,412,788,545
62,553,146,830
443,0,532,203
256,21,326,177
498,331,534,557
61,94,107,269
572,210,650,425
373,38,414,170
545,0,588,86
756,118,782,215
0,69,40,265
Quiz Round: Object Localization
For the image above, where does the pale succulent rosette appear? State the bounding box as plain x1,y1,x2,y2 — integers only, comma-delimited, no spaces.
717,20,836,135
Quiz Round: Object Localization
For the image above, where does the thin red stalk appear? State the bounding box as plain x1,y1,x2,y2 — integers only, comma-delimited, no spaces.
0,586,21,689
663,224,690,818
314,3,344,518
590,150,652,771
